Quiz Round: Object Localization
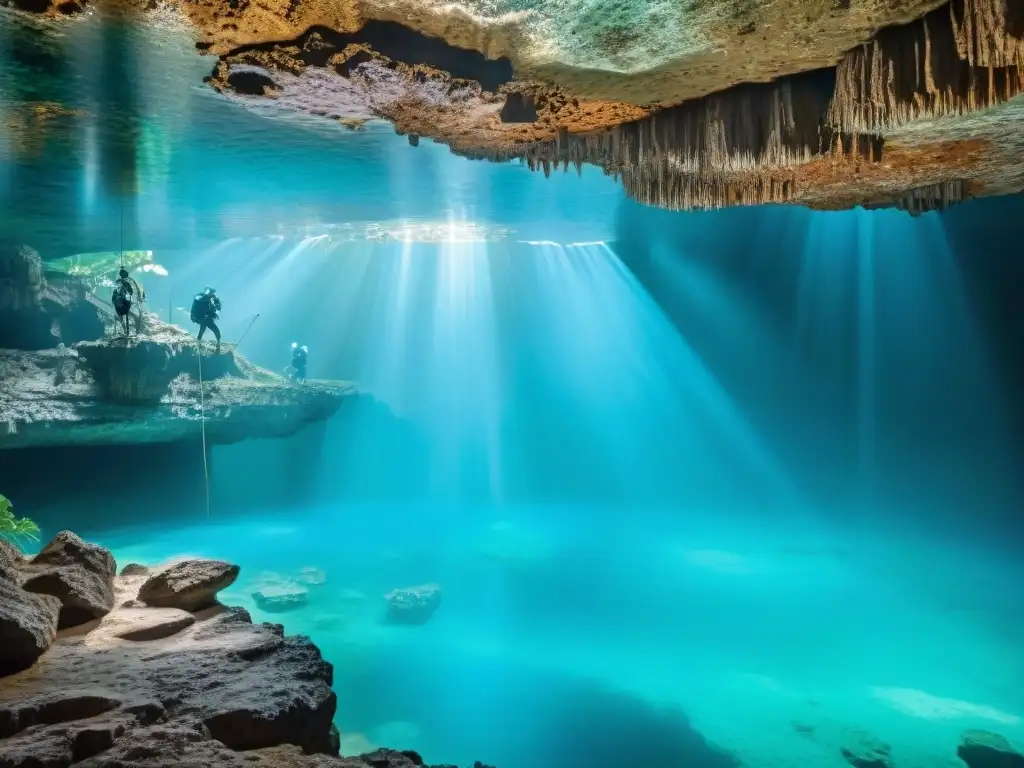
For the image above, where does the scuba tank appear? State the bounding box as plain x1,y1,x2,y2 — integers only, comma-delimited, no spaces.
190,294,203,324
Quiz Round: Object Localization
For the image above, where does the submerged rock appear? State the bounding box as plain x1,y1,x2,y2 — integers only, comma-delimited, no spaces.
21,530,116,629
384,584,441,625
137,559,240,611
253,580,309,613
119,563,150,577
0,573,61,676
298,566,327,586
839,729,893,768
958,730,1024,768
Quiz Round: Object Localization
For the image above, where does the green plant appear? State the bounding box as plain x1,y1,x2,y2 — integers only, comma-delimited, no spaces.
43,250,155,280
0,494,40,548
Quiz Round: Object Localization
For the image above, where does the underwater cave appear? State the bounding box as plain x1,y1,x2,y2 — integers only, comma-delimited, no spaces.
1,2,1024,768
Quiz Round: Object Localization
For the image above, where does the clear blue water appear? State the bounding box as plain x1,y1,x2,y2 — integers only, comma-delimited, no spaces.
4,9,1024,768
84,503,1024,768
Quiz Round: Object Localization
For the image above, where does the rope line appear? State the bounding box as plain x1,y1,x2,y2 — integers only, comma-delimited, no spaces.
198,350,211,517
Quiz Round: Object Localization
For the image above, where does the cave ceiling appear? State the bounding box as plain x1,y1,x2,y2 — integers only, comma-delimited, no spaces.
7,0,1024,214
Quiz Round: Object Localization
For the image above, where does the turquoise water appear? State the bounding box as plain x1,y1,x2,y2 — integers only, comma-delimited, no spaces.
4,7,1024,768
85,503,1024,768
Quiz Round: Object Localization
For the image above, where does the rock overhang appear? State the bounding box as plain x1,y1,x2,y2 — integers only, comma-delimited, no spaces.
0,331,358,450
192,0,1024,214
5,0,1024,214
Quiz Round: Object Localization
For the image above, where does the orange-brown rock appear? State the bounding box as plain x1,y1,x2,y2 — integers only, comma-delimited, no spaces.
175,0,1023,213
7,0,1024,213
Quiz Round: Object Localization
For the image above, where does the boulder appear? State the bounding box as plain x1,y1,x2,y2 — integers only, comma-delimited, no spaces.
383,584,441,625
119,563,150,577
0,548,496,768
957,730,1024,768
253,581,309,613
0,538,24,569
0,604,337,757
92,607,197,642
0,573,61,676
840,730,893,768
137,559,239,611
20,531,116,629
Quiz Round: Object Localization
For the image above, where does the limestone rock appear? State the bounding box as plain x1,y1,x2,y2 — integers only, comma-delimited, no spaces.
0,243,52,351
93,607,197,642
383,584,441,625
137,559,240,611
253,580,309,613
0,574,61,677
840,730,893,768
0,542,497,768
957,730,1024,768
119,563,149,577
0,539,24,569
0,317,356,450
0,606,337,757
21,530,116,629
176,0,1024,215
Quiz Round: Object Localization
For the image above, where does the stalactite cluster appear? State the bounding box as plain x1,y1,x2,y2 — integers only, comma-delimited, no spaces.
891,179,968,214
457,0,1017,213
620,171,798,211
543,70,839,177
480,71,849,210
828,0,1024,134
952,0,1024,68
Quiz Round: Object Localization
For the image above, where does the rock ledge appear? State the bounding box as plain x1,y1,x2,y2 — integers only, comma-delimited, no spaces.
0,533,494,768
0,318,356,449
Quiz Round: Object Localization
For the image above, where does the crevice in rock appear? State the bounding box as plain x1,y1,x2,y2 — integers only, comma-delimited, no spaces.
0,694,122,739
226,21,514,93
500,92,538,123
226,69,278,96
8,0,56,13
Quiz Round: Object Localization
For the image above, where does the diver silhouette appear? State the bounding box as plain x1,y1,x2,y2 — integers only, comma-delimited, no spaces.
289,342,308,382
111,268,134,337
191,287,222,352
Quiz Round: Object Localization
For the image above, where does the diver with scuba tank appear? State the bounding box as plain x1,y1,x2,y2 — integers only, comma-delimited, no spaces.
191,286,222,352
111,268,134,337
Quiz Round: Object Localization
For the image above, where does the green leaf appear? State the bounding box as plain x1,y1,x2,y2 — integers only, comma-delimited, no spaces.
44,250,154,280
0,494,41,547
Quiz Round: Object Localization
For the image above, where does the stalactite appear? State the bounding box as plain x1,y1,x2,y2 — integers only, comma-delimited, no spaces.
890,179,968,214
619,170,798,211
951,0,1024,67
829,0,1024,134
546,69,838,176
452,1,1008,216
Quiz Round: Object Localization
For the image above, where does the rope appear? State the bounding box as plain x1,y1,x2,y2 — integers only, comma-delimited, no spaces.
198,349,211,517
234,313,260,349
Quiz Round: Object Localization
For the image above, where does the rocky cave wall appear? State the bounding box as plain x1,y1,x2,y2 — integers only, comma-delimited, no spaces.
3,0,1023,211
188,0,1024,214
